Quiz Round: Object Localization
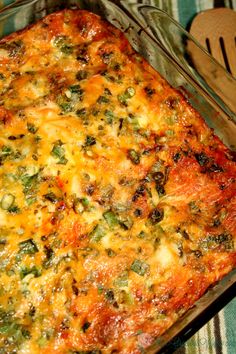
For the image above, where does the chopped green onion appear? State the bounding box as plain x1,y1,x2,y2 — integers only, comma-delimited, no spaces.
84,135,96,147
19,239,38,255
20,266,41,279
89,224,104,243
103,210,118,228
27,123,38,134
127,149,140,165
130,259,149,276
43,192,59,204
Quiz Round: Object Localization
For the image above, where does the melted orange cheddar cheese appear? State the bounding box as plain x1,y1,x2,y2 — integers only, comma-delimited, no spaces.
0,9,235,354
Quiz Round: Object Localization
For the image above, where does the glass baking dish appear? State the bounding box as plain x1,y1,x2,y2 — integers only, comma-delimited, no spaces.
0,1,235,353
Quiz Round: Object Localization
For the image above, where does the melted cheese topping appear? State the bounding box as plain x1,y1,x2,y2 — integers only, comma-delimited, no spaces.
0,9,235,354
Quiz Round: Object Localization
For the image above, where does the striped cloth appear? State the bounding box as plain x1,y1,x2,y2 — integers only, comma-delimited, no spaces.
132,1,236,354
0,1,235,354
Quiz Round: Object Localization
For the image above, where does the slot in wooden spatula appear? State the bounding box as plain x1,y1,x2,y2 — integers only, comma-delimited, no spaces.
190,8,236,77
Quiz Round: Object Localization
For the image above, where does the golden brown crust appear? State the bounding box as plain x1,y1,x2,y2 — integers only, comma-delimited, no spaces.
0,9,235,353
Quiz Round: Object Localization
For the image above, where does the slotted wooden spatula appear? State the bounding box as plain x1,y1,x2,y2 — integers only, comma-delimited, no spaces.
190,7,236,78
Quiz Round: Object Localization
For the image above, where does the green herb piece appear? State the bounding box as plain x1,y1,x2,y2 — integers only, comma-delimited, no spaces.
20,266,41,279
8,205,21,214
43,246,54,269
59,102,73,113
103,210,118,228
84,135,96,147
118,87,135,105
43,192,59,204
130,259,149,276
73,197,89,213
114,272,128,287
89,224,104,243
105,289,115,303
26,196,37,206
119,217,133,230
137,231,147,239
0,145,13,163
54,35,73,54
51,140,68,165
201,233,234,251
106,248,116,257
81,321,91,333
195,152,209,166
127,149,140,165
104,110,114,124
76,108,87,117
19,239,39,255
165,129,174,136
0,322,30,346
81,197,89,207
76,70,88,81
27,122,38,134
97,95,110,104
1,193,15,210
21,173,39,195
69,84,83,96
188,201,200,214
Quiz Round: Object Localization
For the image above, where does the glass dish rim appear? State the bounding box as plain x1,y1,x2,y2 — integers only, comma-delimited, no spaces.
0,1,235,353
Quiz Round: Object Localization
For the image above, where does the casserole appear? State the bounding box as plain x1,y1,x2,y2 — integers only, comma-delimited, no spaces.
0,1,235,353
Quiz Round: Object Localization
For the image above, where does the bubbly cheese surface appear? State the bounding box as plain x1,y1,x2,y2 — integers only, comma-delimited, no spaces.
0,9,235,354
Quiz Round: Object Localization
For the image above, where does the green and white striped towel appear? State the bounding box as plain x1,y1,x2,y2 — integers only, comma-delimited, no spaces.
135,1,236,353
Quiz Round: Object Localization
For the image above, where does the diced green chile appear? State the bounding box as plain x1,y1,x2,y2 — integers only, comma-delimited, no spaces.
103,210,118,228
51,140,68,165
27,122,38,134
43,246,54,269
20,266,41,279
89,224,104,243
43,192,59,203
19,239,39,254
76,70,88,81
131,259,149,276
82,322,91,333
127,149,140,165
195,152,209,166
118,87,135,105
76,108,87,117
84,135,96,147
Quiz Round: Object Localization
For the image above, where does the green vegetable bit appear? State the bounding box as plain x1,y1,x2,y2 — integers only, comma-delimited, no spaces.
103,210,118,228
130,259,149,276
89,224,105,243
51,140,68,165
118,87,135,105
19,239,39,254
20,266,41,279
127,149,140,165
27,122,38,134
43,192,59,204
84,135,96,147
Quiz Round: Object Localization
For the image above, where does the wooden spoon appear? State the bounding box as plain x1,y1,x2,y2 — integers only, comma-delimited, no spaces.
190,8,236,77
188,8,236,114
